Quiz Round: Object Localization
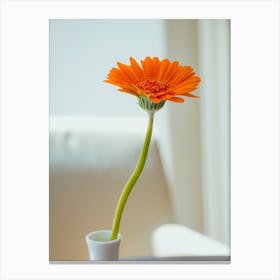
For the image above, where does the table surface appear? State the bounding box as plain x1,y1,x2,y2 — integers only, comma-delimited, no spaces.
50,255,230,264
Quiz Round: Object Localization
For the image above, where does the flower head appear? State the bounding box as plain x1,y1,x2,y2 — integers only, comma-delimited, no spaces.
104,56,201,105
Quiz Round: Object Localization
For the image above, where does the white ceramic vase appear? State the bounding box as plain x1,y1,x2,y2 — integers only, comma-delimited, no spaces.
85,230,122,261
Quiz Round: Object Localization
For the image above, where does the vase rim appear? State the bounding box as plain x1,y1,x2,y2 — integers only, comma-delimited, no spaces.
86,230,122,244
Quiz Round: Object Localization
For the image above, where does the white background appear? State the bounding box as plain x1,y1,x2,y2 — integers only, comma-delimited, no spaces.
0,0,279,279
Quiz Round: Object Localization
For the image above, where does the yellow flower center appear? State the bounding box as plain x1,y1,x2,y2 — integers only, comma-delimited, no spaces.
136,79,169,95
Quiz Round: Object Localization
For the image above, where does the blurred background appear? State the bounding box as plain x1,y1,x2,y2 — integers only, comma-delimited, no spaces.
49,19,230,261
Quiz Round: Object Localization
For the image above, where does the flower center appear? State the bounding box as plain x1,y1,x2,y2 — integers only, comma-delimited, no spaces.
136,79,169,95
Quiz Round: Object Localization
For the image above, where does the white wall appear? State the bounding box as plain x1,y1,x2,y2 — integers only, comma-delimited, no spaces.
156,20,204,233
198,19,230,244
49,19,165,117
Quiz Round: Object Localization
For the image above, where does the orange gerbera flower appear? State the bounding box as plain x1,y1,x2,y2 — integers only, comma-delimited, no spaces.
104,56,201,104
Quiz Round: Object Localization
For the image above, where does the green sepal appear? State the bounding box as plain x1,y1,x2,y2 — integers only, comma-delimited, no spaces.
138,96,165,113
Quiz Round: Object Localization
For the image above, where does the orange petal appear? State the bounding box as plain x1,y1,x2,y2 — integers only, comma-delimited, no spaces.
169,66,194,86
129,57,144,81
164,62,180,83
157,59,170,81
149,96,162,103
141,57,153,78
117,62,139,83
118,88,138,96
167,96,185,103
180,92,199,98
152,57,160,80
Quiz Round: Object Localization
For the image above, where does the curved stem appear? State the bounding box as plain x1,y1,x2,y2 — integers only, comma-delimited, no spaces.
110,112,154,240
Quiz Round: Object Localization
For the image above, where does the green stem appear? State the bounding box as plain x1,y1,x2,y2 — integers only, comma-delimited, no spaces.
110,112,154,240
